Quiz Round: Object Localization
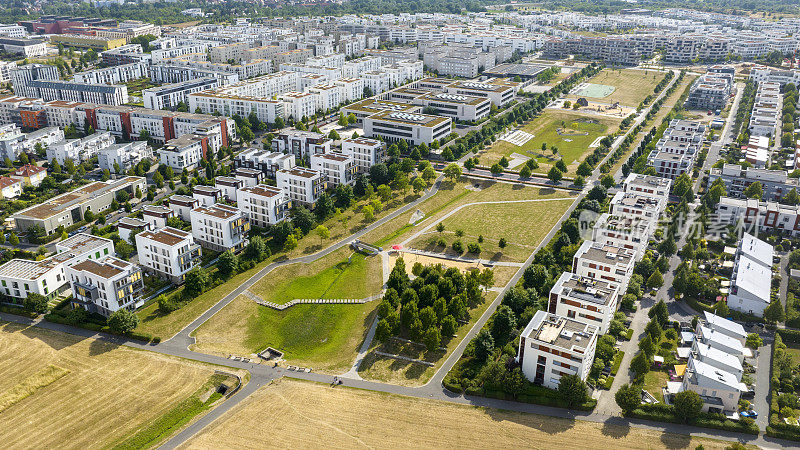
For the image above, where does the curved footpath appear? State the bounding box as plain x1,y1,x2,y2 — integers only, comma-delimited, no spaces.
6,70,792,449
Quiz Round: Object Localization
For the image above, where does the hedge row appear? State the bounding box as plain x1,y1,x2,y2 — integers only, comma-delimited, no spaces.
627,404,758,435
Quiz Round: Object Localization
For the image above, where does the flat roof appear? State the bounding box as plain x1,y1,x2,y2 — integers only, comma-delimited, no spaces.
524,310,597,352
138,226,190,247
367,110,450,128
12,177,143,221
240,184,282,197
192,203,240,220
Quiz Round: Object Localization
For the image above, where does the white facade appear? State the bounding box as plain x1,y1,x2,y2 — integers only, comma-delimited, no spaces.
66,256,144,317
517,310,598,390
571,241,635,291
189,203,249,252
158,135,206,170
46,132,115,165
548,273,620,334
135,227,201,284
98,141,151,173
340,137,386,173
276,167,324,205
236,184,291,227
310,152,356,187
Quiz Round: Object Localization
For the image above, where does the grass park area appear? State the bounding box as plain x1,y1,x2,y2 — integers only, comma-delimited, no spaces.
0,321,243,449
567,68,666,107
482,109,621,173
250,249,383,305
412,199,576,263
190,179,576,374
181,378,738,449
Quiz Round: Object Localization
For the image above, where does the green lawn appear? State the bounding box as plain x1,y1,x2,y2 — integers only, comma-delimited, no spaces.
244,302,376,369
483,110,619,172
643,370,670,402
251,251,381,304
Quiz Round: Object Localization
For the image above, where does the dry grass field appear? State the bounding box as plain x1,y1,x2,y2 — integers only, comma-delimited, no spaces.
567,68,665,107
181,379,737,450
0,322,232,449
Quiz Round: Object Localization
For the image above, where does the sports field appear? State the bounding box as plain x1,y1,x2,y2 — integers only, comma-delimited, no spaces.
568,68,664,107
180,379,738,449
0,322,231,449
573,83,616,98
483,109,620,173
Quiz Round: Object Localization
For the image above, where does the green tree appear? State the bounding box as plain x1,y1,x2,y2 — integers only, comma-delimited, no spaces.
639,334,656,356
547,166,563,183
519,165,531,179
555,159,567,172
24,293,48,314
746,333,763,350
362,204,374,221
217,250,239,279
108,309,139,334
673,390,703,423
744,181,764,199
423,326,441,351
184,267,209,298
647,269,664,289
490,163,503,176
473,329,494,361
315,225,330,239
444,163,462,181
630,352,650,378
8,232,19,246
764,300,786,324
615,383,642,413
558,374,588,408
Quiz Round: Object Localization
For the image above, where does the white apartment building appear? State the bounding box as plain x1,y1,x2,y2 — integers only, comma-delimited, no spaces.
280,91,317,120
571,241,635,291
591,213,654,259
236,184,291,227
681,357,745,414
340,137,386,173
188,92,284,125
728,233,774,317
715,197,800,236
158,134,206,170
167,194,199,221
271,130,331,159
215,176,243,202
548,272,620,334
66,256,144,317
46,132,115,165
609,191,665,227
235,167,264,187
135,227,201,284
0,233,114,302
334,77,365,102
308,83,342,112
443,80,516,107
310,152,356,186
234,148,296,178
98,141,151,173
142,205,175,230
276,167,324,205
363,110,452,146
192,185,221,207
517,310,599,390
647,119,706,180
143,77,219,111
622,172,672,199
72,62,148,85
189,203,249,252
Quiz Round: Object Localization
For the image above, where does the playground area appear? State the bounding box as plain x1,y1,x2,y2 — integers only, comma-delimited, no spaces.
550,98,636,119
498,129,535,146
572,82,616,98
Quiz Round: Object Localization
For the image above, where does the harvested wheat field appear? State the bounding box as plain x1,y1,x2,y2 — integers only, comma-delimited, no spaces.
181,379,735,450
0,322,230,449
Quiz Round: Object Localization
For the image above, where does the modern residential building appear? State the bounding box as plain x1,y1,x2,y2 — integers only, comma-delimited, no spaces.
591,213,654,259
65,256,144,317
214,176,243,202
0,125,64,161
340,137,386,173
10,177,145,233
728,233,774,317
0,37,47,57
548,273,620,334
271,130,331,159
142,205,174,230
622,172,672,200
647,119,706,180
15,79,129,106
571,241,635,291
236,184,291,227
235,167,264,187
695,325,747,362
46,131,115,165
192,185,221,207
135,227,201,284
685,67,734,111
715,197,800,236
189,203,249,252
167,194,199,221
158,134,206,170
517,310,599,389
680,357,745,415
708,164,798,203
117,217,151,243
143,78,219,111
608,191,665,226
310,152,356,187
690,341,744,382
98,141,151,173
0,233,114,302
702,311,747,345
72,62,148,85
234,148,296,178
276,167,324,205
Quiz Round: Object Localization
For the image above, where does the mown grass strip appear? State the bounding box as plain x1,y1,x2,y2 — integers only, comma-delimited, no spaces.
0,365,70,413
